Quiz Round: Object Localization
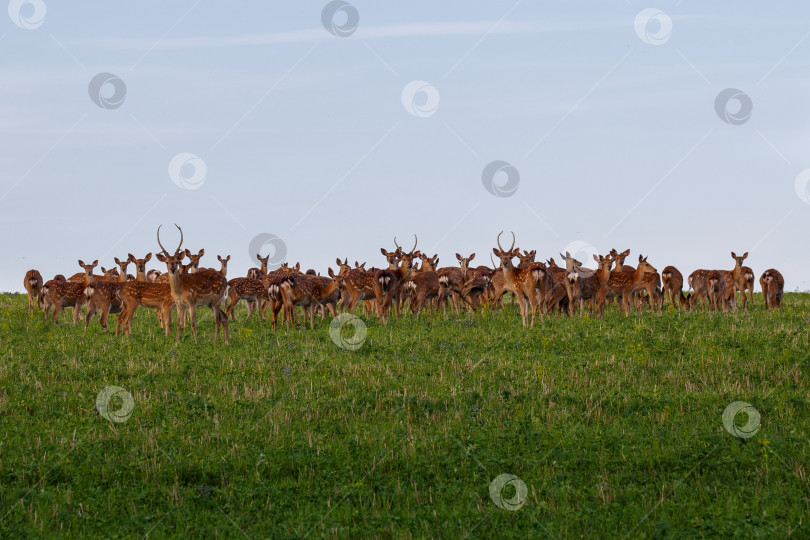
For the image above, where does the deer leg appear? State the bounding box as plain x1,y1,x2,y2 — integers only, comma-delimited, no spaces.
190,307,198,343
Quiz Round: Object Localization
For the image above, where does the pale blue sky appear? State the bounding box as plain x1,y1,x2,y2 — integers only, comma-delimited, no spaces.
2,1,809,292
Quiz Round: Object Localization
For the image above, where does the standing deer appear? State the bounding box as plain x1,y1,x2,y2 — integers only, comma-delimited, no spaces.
738,265,755,308
594,255,657,316
83,257,130,333
706,270,728,312
760,269,784,309
492,231,541,327
156,224,229,344
247,253,270,280
661,266,686,310
115,281,175,337
24,269,43,314
373,236,419,325
721,252,748,309
225,277,267,320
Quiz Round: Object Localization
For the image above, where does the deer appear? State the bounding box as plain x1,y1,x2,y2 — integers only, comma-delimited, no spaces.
115,281,175,337
738,265,755,308
147,269,162,282
155,224,229,344
336,258,378,315
40,263,91,324
260,265,302,329
24,269,43,314
201,255,230,276
718,252,748,309
594,255,657,316
661,266,687,310
83,257,131,333
559,252,607,317
126,253,152,282
278,270,344,329
760,269,784,309
706,270,728,311
687,269,711,310
225,277,267,321
247,253,270,280
492,231,541,327
373,236,419,325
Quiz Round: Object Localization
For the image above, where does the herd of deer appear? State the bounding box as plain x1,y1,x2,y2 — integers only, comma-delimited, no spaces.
21,227,786,344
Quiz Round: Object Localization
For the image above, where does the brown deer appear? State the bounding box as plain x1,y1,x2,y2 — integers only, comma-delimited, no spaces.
279,270,344,329
126,253,152,281
720,252,748,309
373,236,419,325
559,252,607,317
706,270,728,312
115,281,175,337
146,269,162,282
24,269,43,314
492,231,541,327
405,270,440,316
661,266,686,310
738,265,755,308
225,277,267,320
40,271,88,325
247,253,270,280
594,255,657,316
83,257,131,333
336,258,377,314
760,269,784,309
155,224,229,344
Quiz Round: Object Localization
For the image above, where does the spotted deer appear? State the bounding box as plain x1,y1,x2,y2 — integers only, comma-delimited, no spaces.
720,252,748,309
225,277,267,320
40,275,88,324
156,224,229,344
115,281,175,337
247,253,270,280
127,253,152,281
83,257,131,333
24,269,43,314
373,236,419,325
760,268,784,309
278,270,344,329
594,255,657,316
336,258,377,314
147,269,162,282
738,265,755,308
492,232,541,327
707,270,728,311
661,266,687,310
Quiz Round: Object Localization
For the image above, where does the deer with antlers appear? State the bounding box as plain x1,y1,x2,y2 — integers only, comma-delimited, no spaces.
373,236,419,325
760,269,784,309
492,232,542,327
24,269,43,314
155,224,229,344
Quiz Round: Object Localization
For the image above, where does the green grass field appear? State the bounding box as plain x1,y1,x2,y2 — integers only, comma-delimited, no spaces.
0,292,808,538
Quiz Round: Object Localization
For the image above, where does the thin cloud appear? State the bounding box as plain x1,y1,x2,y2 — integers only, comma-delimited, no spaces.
71,19,635,49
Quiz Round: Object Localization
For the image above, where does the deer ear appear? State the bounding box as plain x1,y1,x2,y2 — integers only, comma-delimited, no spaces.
145,253,152,262
328,267,335,278
469,253,475,261
413,250,421,258
380,248,387,256
115,257,121,265
493,248,499,256
731,252,736,258
337,258,342,266
743,252,748,258
456,253,462,261
226,255,231,262
156,253,166,262
638,255,643,263
594,254,600,263
198,249,204,257
218,255,223,262
294,263,300,271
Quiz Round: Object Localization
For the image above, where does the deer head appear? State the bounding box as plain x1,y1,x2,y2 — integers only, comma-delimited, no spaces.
456,253,476,280
493,231,518,271
155,224,186,276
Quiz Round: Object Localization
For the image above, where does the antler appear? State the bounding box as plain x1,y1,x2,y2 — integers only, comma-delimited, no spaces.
496,231,516,252
410,234,418,254
393,237,401,251
157,225,167,255
174,223,183,253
